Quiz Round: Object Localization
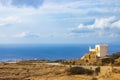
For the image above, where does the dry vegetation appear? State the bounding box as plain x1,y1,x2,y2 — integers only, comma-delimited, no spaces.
0,60,120,80
0,61,92,80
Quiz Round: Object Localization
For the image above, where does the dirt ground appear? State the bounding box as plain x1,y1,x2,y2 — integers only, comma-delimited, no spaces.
0,61,120,80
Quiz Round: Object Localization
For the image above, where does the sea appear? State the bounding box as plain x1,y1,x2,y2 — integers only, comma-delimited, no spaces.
0,44,120,61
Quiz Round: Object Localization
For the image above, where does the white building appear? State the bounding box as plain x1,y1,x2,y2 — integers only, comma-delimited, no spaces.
89,44,108,57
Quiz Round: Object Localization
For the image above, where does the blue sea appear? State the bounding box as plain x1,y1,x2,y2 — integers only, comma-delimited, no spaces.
0,44,120,61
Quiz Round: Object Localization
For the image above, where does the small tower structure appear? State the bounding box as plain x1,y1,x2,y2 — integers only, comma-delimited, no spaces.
80,44,108,65
89,44,108,57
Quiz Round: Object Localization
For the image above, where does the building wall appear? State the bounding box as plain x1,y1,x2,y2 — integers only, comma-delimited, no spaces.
96,45,108,57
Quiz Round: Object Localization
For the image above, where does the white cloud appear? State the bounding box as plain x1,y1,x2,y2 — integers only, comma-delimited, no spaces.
0,0,120,43
0,0,120,16
76,16,117,30
71,16,120,31
92,16,116,29
13,31,29,38
13,31,40,38
69,16,120,38
39,0,120,15
112,20,120,28
0,16,21,27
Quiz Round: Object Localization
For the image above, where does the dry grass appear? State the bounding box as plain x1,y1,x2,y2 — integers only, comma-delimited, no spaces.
0,61,66,80
0,61,120,80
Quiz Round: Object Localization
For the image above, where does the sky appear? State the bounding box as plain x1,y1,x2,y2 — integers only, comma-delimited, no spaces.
0,0,120,44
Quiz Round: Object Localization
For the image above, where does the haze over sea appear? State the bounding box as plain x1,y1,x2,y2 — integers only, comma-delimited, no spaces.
0,44,119,61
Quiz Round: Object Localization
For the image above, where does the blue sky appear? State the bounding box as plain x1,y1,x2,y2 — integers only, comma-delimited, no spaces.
0,0,120,44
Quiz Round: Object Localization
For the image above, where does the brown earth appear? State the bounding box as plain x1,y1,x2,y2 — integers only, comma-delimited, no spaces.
0,61,120,80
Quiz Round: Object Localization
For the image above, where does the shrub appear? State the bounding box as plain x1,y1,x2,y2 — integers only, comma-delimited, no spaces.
92,77,98,80
67,67,94,75
111,52,120,59
95,67,100,75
